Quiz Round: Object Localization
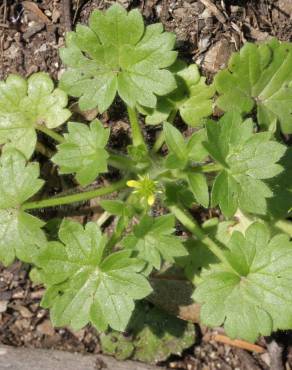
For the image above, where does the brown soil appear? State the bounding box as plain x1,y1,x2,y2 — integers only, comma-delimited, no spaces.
0,0,292,369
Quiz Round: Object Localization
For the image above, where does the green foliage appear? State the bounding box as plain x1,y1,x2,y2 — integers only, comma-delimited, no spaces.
52,120,109,186
0,4,291,348
177,218,235,283
0,73,70,159
193,222,292,342
140,63,215,126
205,111,286,217
215,39,292,134
163,122,209,207
122,214,188,270
100,303,196,363
0,149,46,266
59,3,177,112
37,219,152,331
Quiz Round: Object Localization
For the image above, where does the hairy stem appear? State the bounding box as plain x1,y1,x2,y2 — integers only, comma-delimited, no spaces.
103,216,129,256
108,153,136,172
37,126,65,143
169,204,238,274
22,179,127,210
127,106,146,148
192,162,223,173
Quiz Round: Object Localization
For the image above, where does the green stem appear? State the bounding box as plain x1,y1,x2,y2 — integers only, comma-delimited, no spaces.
152,131,165,153
36,142,54,158
37,126,65,143
192,162,223,173
274,219,292,237
169,204,238,274
22,179,127,210
127,106,146,148
108,153,136,172
152,109,177,153
104,216,129,256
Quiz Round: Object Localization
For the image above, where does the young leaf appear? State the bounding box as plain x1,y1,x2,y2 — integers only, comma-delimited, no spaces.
193,222,292,342
37,219,152,332
140,63,214,126
186,128,209,162
100,200,132,217
215,39,292,134
187,172,209,208
205,111,286,217
122,214,188,270
0,73,71,159
59,3,177,112
0,149,46,266
52,120,109,186
163,122,188,161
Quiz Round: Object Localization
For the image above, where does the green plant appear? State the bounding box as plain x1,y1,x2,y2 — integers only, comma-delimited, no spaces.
0,3,292,348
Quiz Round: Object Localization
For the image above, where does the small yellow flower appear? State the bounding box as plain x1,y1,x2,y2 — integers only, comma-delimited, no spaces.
127,175,159,206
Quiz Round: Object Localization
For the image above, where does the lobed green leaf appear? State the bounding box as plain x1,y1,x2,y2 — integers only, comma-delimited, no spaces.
215,39,292,134
38,219,152,332
193,222,292,342
52,120,109,186
122,214,188,270
205,111,286,217
0,73,70,159
140,63,214,126
0,149,46,266
59,3,177,112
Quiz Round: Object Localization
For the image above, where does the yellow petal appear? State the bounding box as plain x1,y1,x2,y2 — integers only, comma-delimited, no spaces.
147,194,155,206
127,180,140,188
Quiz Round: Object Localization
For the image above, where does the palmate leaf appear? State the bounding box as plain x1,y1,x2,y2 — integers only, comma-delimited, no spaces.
0,73,71,159
59,3,177,112
0,149,46,266
52,120,109,186
193,222,292,342
122,214,188,270
205,111,286,217
215,39,292,134
37,219,152,332
139,63,215,126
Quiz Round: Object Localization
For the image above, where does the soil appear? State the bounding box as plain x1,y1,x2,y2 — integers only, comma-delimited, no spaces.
0,0,292,369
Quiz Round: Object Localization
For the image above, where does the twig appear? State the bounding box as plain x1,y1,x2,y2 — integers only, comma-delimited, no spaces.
3,0,7,24
212,334,265,354
200,0,226,24
62,0,72,31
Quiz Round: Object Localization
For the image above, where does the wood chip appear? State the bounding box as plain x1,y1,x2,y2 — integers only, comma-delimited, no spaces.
202,39,234,73
22,1,51,25
0,300,8,313
37,320,55,336
199,0,226,24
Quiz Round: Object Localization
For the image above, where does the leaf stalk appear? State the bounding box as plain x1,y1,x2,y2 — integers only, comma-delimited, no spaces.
37,126,65,143
169,204,238,274
152,109,178,153
127,106,146,148
22,179,127,210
